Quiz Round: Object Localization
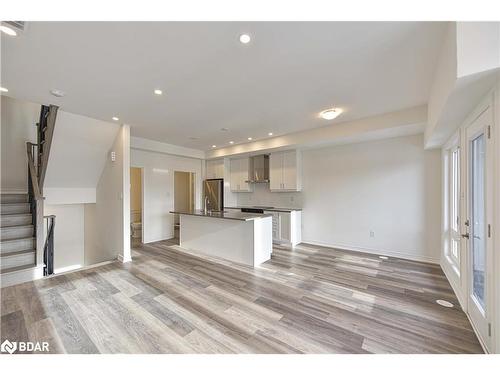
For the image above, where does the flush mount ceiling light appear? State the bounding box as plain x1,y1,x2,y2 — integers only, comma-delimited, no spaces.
112,116,119,121
212,145,217,148
268,132,273,136
229,141,234,144
319,108,342,120
154,89,162,95
247,137,253,141
0,25,17,36
239,34,251,44
0,87,8,93
50,89,65,98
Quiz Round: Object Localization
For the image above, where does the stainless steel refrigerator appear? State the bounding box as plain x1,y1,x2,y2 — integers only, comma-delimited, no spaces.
203,178,224,212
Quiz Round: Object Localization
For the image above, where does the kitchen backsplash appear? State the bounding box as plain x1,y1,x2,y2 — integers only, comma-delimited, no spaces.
235,183,303,208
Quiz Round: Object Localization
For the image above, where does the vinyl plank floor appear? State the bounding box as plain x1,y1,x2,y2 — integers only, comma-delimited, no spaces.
0,239,484,353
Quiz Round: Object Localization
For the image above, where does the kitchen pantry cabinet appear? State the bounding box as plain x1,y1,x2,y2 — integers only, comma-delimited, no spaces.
230,157,253,192
205,159,224,179
269,150,302,191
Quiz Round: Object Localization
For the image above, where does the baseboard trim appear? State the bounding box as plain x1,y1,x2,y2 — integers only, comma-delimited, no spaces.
440,259,466,311
54,264,82,274
117,254,132,263
0,265,44,288
301,239,440,264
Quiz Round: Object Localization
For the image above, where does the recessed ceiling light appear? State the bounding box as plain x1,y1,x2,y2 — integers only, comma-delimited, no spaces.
0,87,8,93
247,137,253,141
268,132,273,136
154,89,163,95
220,127,229,131
229,141,234,144
0,26,17,37
239,34,251,44
189,136,199,140
212,145,217,148
319,108,342,120
50,89,65,98
112,116,119,121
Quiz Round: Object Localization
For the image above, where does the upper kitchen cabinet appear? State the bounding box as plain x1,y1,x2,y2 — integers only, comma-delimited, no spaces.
206,159,224,179
269,150,302,192
230,157,253,192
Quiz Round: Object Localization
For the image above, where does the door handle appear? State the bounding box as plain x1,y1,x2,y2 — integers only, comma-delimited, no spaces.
461,233,470,239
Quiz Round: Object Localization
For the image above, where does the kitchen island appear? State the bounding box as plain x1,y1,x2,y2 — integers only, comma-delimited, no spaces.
169,210,273,267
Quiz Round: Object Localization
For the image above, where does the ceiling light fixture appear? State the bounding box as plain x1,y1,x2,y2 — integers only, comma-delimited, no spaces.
0,25,17,37
229,141,234,144
0,87,8,93
112,116,119,121
239,34,251,44
154,89,163,95
268,132,273,136
247,137,253,141
212,145,217,148
319,108,342,120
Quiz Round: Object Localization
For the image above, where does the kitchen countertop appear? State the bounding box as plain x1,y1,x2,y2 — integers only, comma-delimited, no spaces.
170,209,272,221
225,206,302,212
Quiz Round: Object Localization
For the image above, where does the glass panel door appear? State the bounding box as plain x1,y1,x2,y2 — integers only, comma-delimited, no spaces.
470,134,486,311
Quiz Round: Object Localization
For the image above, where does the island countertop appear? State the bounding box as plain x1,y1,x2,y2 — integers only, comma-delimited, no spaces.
170,209,272,221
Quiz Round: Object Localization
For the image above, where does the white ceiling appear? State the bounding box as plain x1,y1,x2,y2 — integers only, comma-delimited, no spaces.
1,22,447,151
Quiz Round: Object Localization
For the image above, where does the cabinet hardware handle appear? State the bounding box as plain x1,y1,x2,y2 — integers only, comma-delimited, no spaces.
461,233,470,239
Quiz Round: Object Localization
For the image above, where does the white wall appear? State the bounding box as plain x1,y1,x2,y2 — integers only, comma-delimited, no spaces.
44,108,120,199
300,134,441,263
92,124,131,263
0,95,39,192
44,204,85,274
456,22,500,78
131,148,203,243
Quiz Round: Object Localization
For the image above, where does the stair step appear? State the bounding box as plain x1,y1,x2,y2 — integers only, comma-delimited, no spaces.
0,203,31,214
0,263,38,276
0,213,32,227
0,237,36,254
0,225,34,241
0,249,36,271
0,194,29,204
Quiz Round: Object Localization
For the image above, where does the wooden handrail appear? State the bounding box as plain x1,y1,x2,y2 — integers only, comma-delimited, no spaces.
26,142,43,201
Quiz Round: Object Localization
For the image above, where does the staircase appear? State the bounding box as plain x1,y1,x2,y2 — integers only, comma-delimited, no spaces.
0,104,58,287
0,194,36,274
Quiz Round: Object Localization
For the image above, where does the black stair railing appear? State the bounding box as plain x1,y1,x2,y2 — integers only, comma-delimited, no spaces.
26,104,58,276
43,215,55,276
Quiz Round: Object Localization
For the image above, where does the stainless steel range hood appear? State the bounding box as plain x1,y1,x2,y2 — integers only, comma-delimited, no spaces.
245,154,269,183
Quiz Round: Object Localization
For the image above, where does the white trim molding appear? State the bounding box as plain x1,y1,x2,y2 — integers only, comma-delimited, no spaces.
301,240,440,264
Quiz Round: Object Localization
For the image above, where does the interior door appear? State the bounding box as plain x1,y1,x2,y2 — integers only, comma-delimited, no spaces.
464,105,493,350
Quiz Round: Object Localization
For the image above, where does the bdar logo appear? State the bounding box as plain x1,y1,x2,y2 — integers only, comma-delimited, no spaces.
1,339,17,354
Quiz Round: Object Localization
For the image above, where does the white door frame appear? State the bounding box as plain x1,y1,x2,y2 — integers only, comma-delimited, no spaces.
462,97,494,352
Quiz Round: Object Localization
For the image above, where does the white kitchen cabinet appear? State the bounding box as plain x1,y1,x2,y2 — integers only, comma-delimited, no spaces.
264,210,301,247
269,150,302,192
206,159,224,179
229,157,252,192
